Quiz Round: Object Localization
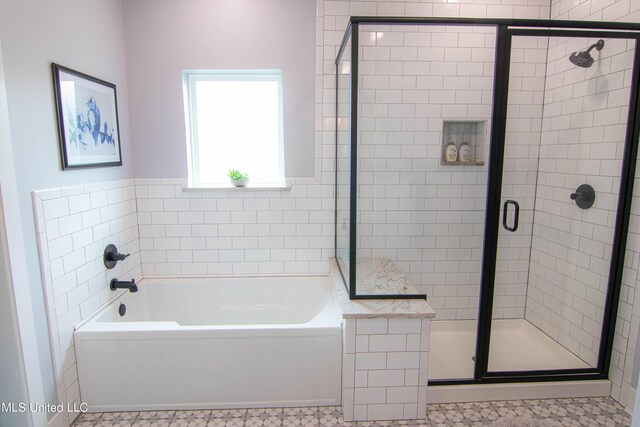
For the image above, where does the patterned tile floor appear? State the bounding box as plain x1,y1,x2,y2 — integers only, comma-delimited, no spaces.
71,397,632,427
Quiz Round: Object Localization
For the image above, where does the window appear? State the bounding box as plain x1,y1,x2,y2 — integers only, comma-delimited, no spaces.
183,70,286,187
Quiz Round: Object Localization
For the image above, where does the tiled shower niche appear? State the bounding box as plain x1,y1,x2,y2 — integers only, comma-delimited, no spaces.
441,121,486,165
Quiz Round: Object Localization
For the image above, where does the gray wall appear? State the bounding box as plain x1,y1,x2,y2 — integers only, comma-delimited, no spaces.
0,186,30,427
122,0,316,179
0,0,135,417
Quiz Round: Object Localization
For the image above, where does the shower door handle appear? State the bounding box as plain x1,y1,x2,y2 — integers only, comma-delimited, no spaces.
503,200,519,232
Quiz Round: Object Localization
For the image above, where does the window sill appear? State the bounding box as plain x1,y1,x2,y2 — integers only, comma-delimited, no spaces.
182,182,292,192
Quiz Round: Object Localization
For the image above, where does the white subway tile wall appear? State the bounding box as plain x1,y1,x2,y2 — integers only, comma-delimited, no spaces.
551,0,640,409
342,318,430,421
33,180,142,427
136,178,334,276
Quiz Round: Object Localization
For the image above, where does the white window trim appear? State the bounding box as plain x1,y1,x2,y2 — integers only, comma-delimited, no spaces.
182,69,287,189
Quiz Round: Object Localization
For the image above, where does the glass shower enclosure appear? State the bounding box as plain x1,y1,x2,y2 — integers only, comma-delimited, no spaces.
334,17,640,384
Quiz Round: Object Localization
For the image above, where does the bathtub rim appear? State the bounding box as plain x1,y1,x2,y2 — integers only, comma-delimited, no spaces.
74,274,343,332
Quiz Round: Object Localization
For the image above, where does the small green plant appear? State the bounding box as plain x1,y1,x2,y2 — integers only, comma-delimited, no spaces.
227,169,249,180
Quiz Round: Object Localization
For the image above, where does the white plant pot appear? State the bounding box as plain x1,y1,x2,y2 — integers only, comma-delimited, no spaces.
231,179,249,187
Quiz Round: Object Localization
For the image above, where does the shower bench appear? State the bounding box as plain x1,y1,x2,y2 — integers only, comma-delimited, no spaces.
329,257,436,422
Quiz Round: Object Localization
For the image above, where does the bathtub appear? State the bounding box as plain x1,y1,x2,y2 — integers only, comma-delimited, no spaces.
74,276,342,412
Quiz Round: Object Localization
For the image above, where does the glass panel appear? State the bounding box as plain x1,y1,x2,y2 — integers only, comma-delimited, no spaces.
353,23,497,380
489,35,635,372
336,33,352,288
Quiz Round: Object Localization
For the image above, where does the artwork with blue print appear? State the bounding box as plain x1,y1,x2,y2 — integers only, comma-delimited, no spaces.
53,63,122,169
62,86,117,152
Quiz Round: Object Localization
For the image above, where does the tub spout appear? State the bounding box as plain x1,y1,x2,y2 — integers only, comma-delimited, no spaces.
110,278,138,293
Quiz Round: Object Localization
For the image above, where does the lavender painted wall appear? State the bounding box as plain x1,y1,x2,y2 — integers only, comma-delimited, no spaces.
0,0,134,417
122,0,317,179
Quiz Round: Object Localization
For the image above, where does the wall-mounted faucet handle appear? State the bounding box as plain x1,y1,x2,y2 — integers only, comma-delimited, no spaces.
103,244,130,269
113,252,130,261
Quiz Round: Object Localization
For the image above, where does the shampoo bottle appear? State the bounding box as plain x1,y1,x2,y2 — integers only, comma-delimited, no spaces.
445,139,458,162
459,141,471,162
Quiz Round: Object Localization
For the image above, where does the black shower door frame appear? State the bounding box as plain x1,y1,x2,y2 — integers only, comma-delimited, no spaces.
335,17,640,384
474,25,640,385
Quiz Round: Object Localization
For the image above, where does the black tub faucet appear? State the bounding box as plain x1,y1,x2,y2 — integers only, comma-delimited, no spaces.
110,278,138,293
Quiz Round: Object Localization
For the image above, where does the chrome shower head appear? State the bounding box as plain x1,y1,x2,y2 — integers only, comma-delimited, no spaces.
569,39,605,68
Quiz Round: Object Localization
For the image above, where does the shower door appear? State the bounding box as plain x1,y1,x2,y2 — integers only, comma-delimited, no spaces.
479,28,640,380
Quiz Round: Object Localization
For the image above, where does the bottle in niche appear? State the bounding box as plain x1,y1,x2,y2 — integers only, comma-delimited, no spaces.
459,141,471,162
445,138,458,162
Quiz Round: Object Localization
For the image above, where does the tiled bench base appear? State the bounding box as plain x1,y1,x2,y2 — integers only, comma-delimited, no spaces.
342,317,430,421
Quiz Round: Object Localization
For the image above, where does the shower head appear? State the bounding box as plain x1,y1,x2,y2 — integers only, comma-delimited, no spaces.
569,39,605,68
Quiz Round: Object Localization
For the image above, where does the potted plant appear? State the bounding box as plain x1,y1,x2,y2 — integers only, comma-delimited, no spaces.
228,169,249,187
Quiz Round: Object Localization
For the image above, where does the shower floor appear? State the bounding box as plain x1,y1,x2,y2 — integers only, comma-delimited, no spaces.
429,319,590,380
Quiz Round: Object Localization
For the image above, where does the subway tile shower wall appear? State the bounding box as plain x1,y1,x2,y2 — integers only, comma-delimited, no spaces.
551,0,640,408
352,29,549,321
525,36,633,370
32,180,142,427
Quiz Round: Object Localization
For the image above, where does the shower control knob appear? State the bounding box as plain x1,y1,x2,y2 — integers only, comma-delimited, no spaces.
570,184,595,209
103,244,130,269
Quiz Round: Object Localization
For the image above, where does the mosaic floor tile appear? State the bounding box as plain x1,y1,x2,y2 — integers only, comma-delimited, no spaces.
392,420,429,426
132,420,172,427
283,407,319,417
246,408,284,418
491,416,563,426
95,421,134,427
136,411,176,420
244,417,283,426
319,407,344,417
354,422,394,426
317,415,345,426
170,419,209,427
72,397,632,427
282,415,319,425
210,409,248,419
207,419,246,427
76,413,103,422
102,412,139,422
174,411,211,420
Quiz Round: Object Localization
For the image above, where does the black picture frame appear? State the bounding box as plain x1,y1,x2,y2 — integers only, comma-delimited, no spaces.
51,63,122,169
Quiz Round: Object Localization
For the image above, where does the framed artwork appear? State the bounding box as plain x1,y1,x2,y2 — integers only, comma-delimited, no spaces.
51,63,122,169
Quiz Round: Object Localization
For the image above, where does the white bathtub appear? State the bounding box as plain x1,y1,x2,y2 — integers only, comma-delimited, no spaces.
74,276,342,412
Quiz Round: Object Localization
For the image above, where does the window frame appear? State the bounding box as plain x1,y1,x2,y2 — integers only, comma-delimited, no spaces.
183,69,286,188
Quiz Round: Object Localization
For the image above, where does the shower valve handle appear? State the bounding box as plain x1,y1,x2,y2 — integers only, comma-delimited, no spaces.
571,184,595,209
103,244,130,269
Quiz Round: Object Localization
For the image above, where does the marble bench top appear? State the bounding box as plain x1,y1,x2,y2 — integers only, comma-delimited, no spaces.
328,257,436,319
